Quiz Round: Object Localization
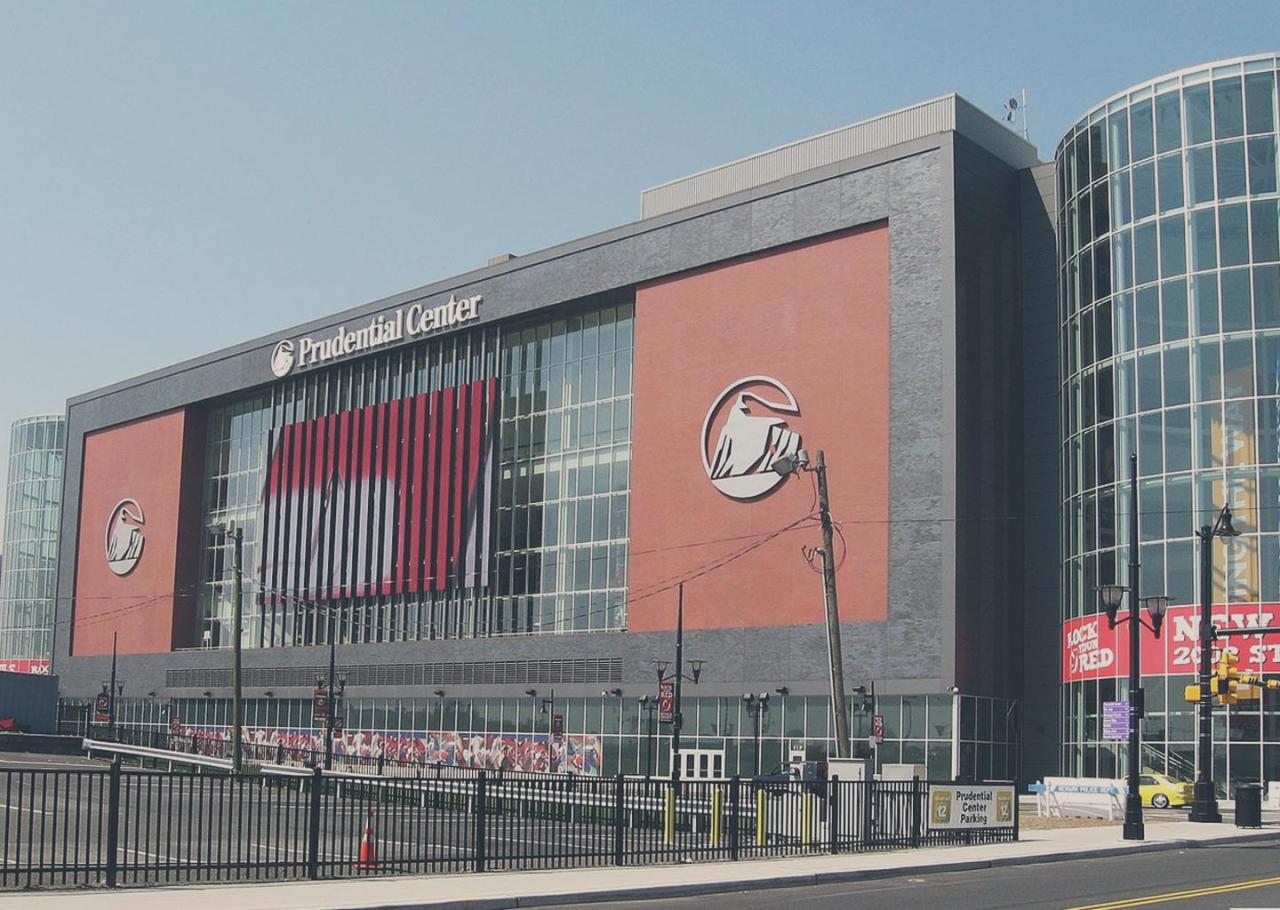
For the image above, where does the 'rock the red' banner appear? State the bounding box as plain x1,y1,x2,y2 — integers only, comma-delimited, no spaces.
1062,602,1280,683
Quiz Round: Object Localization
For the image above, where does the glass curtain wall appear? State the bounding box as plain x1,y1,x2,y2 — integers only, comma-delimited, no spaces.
81,691,994,781
198,294,633,649
1058,56,1280,790
0,415,65,671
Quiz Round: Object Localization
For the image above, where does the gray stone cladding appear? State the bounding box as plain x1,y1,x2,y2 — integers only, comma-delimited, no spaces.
55,132,983,707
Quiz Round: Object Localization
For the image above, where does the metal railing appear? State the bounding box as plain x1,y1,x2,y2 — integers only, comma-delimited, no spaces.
1,755,1017,890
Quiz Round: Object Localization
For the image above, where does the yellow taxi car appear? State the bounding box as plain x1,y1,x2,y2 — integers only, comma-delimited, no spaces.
1139,772,1193,808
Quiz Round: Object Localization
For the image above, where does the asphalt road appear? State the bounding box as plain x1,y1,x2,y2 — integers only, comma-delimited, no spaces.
534,840,1280,910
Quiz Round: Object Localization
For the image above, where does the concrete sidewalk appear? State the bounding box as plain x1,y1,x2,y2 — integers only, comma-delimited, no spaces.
2,819,1276,910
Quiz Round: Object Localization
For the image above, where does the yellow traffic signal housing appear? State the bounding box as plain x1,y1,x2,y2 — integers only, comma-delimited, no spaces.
1185,668,1279,704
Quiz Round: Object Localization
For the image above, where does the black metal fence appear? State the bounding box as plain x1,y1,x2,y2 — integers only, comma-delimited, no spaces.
1,756,1017,890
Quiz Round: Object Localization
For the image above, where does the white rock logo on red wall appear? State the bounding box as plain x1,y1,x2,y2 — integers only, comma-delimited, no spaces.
701,376,802,499
105,498,146,576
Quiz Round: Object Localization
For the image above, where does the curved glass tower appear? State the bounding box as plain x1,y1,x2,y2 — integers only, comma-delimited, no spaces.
0,415,65,674
1058,55,1280,790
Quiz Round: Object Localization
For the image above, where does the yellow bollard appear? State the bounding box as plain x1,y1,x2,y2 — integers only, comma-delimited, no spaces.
710,788,723,846
756,789,766,846
663,786,676,844
801,793,813,846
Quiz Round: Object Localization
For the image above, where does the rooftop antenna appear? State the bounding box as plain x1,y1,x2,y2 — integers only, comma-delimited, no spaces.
1003,89,1029,142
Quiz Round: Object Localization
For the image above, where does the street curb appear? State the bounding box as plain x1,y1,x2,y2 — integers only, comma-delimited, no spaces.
351,830,1280,910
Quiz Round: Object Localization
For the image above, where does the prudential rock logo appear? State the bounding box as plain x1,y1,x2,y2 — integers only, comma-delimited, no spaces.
701,376,802,500
105,498,145,576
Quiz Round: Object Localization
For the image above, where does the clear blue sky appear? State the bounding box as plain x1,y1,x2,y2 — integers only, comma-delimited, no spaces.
0,1,1276,534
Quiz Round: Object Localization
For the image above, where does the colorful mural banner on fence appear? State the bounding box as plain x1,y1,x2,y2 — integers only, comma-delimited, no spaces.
1062,602,1280,683
175,725,604,776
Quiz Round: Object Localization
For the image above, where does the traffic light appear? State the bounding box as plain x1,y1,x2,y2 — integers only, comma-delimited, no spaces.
1185,653,1280,704
1204,650,1280,704
1215,652,1241,705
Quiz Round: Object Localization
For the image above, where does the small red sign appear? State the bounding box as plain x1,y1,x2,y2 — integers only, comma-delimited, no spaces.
872,713,885,744
551,713,564,741
312,688,329,724
658,681,675,723
94,693,112,724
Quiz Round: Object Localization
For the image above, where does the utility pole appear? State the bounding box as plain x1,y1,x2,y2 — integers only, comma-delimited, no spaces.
229,521,243,775
771,449,852,759
814,451,852,759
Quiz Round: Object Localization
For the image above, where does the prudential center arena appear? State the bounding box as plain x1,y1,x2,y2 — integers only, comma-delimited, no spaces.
39,54,1280,792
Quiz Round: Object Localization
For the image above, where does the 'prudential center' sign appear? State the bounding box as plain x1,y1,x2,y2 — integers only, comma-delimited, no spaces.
270,294,482,378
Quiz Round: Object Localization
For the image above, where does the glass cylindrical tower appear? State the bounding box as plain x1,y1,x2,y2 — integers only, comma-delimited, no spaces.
0,415,65,674
1058,55,1280,792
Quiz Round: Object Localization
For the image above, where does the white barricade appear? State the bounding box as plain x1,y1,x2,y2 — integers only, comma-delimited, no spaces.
1031,777,1125,819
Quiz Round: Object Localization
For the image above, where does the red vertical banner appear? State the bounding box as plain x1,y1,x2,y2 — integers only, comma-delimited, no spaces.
356,404,375,598
286,420,304,602
307,413,330,601
435,387,456,592
422,390,441,591
658,681,675,722
408,393,428,592
371,401,387,595
395,397,412,596
450,386,467,586
381,399,402,597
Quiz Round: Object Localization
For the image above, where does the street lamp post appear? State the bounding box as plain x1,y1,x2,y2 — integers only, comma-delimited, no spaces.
208,521,245,774
1189,503,1240,823
653,582,704,786
638,695,656,777
321,622,346,772
106,631,120,735
742,693,769,776
527,688,557,772
852,682,877,768
1099,453,1169,842
602,688,624,746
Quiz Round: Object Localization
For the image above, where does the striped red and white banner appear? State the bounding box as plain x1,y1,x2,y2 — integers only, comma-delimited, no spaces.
258,377,498,605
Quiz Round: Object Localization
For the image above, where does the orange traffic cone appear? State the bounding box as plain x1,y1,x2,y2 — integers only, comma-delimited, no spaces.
355,808,381,870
